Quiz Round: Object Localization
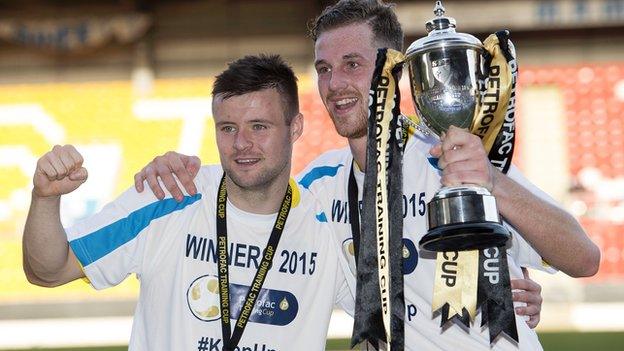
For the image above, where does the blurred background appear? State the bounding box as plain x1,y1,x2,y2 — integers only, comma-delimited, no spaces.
0,0,623,350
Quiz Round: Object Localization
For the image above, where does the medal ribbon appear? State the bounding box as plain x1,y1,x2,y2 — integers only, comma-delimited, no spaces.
348,164,362,263
216,174,293,351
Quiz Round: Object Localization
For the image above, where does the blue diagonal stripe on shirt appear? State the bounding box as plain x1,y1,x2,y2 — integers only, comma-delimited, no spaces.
69,194,202,266
298,164,344,189
427,157,441,170
315,212,328,222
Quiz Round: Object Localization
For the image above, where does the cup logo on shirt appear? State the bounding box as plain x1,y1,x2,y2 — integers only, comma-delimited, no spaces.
186,274,299,325
341,238,418,275
187,275,221,320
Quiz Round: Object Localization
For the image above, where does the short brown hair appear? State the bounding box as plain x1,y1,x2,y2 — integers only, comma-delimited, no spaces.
310,0,404,51
213,54,299,124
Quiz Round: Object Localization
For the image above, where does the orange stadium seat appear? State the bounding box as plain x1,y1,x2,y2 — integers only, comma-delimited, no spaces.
521,63,624,281
294,91,347,174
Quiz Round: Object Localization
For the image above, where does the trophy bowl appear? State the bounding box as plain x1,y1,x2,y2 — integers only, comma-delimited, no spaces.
408,45,480,136
406,1,510,252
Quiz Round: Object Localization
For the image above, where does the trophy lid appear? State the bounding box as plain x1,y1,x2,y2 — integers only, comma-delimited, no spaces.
405,1,482,58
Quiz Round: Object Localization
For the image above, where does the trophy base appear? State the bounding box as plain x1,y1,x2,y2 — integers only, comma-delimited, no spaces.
419,221,510,252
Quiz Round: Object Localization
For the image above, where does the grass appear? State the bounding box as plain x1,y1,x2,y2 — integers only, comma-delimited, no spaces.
2,332,624,351
538,331,624,350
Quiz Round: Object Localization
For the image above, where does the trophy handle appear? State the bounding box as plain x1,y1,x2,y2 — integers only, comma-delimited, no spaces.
399,114,431,136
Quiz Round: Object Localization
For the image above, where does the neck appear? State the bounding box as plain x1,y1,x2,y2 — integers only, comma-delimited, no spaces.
225,172,291,215
348,135,368,172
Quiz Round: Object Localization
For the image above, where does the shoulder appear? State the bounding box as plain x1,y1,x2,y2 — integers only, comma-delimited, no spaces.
292,181,323,212
195,164,223,191
290,182,333,224
404,131,442,175
405,130,436,157
296,147,351,190
109,164,221,219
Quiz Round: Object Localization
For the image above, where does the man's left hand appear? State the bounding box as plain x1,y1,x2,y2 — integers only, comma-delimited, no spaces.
511,267,542,328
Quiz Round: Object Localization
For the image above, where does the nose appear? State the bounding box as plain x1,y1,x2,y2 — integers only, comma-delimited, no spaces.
328,69,348,92
233,129,252,151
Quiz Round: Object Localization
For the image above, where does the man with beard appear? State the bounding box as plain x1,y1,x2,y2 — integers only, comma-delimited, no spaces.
132,1,600,349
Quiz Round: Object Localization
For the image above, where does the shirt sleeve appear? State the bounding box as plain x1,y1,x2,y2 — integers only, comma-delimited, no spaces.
66,186,202,289
505,165,558,273
333,261,355,316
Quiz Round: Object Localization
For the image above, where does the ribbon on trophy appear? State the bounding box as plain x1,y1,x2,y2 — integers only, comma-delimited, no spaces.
352,48,405,351
476,30,519,343
473,30,517,175
433,29,519,344
352,30,519,349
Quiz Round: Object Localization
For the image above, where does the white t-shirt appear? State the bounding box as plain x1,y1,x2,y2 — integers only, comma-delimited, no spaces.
67,165,351,351
297,132,556,351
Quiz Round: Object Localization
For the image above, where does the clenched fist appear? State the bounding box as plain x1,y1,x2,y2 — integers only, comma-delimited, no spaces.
33,145,88,198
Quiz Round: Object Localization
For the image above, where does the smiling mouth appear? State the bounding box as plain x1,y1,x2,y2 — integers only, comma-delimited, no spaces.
334,97,358,111
235,158,260,166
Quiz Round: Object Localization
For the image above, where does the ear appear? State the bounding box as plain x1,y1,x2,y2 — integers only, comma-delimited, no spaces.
289,113,304,143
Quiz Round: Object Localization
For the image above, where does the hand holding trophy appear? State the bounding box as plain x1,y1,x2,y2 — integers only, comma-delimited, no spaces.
404,0,520,344
354,1,520,348
404,1,511,252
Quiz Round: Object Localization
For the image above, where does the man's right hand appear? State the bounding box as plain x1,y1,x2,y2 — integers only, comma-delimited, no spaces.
34,144,88,198
134,151,201,202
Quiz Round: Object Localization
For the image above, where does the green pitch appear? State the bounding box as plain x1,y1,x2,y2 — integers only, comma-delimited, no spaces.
2,332,624,351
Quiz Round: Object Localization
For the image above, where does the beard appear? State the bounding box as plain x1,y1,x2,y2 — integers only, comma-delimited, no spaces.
329,108,368,139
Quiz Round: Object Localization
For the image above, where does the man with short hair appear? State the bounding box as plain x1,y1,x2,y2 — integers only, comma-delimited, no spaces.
133,1,600,350
307,1,598,349
23,54,351,351
307,0,598,274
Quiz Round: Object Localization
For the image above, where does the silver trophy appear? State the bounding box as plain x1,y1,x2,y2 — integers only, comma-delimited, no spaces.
405,1,510,252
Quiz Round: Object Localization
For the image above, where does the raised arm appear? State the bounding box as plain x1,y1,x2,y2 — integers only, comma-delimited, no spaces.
431,126,600,277
23,145,88,287
134,151,201,202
